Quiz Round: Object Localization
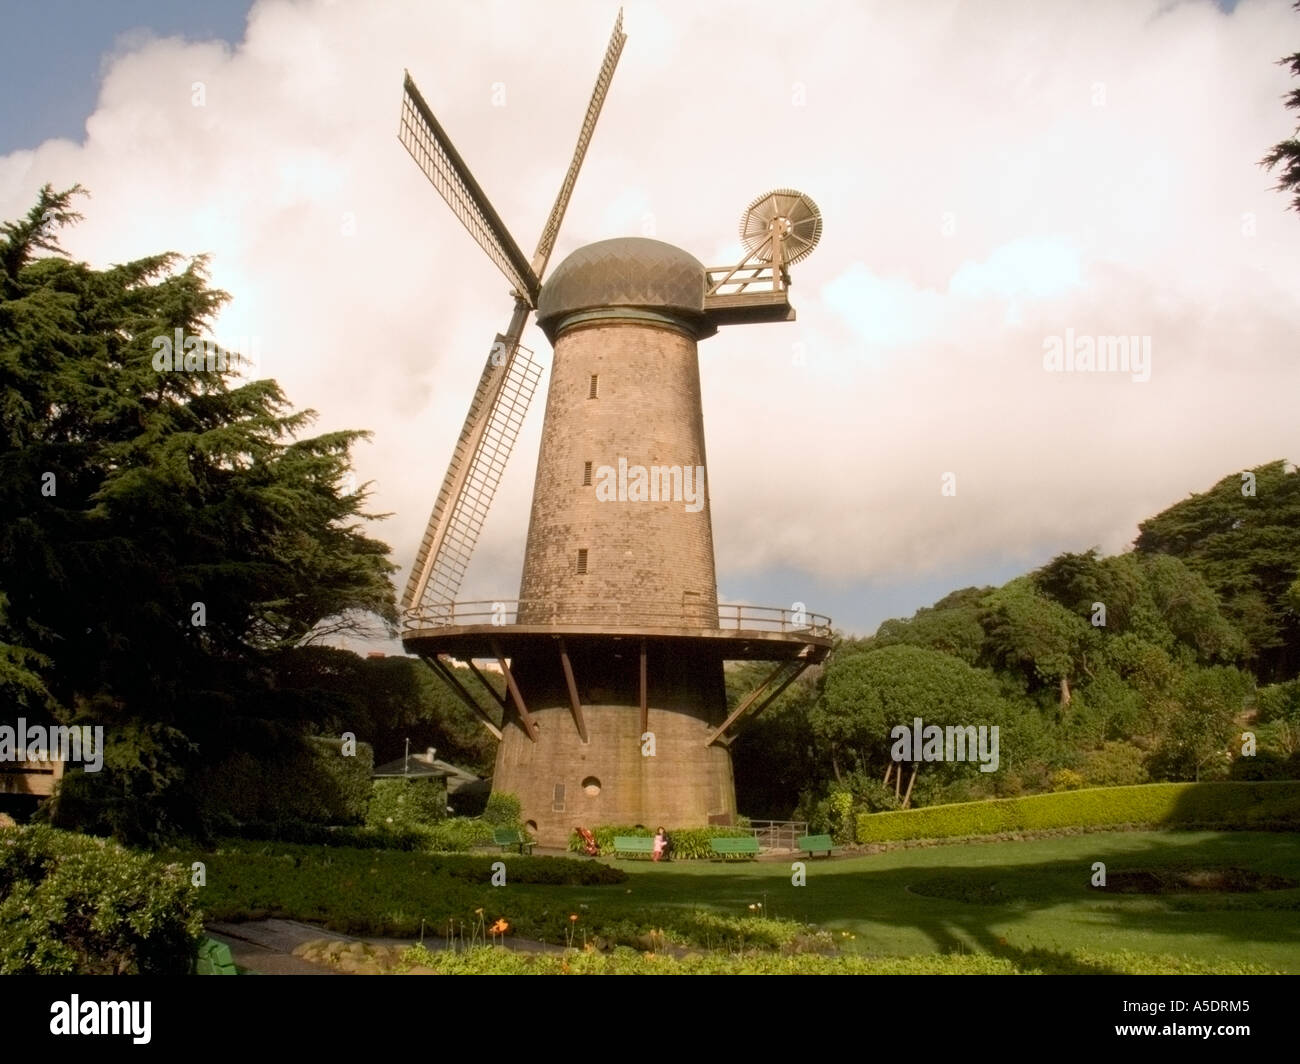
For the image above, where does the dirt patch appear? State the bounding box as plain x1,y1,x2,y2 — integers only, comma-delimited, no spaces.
1104,866,1297,894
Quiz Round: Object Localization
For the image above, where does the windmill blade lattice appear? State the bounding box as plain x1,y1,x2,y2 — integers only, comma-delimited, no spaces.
400,73,540,305
398,10,627,619
402,337,543,618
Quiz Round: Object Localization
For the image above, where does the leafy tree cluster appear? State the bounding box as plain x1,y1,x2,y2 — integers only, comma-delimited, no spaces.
732,462,1300,828
0,187,433,841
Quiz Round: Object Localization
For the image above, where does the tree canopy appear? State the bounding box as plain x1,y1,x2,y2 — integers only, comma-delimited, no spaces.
1,186,400,840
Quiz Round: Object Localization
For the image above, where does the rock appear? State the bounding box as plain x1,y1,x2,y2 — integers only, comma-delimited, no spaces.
347,941,367,956
336,956,361,973
402,966,439,975
0,813,16,829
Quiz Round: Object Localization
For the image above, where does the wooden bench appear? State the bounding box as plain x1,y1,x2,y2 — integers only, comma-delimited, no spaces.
492,828,534,854
709,837,760,860
195,937,239,975
798,833,836,858
612,835,655,858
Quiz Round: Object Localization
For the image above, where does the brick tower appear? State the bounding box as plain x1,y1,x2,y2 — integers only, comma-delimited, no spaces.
405,234,832,846
391,0,828,851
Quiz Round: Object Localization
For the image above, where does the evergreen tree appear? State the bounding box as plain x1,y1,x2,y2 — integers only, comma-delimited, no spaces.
1261,2,1300,212
0,186,397,841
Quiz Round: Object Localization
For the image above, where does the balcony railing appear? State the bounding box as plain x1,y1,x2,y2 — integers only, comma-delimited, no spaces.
402,599,832,639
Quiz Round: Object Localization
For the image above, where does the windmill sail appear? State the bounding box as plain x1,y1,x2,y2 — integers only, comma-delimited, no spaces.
399,73,540,305
403,331,543,619
531,8,626,276
398,9,627,621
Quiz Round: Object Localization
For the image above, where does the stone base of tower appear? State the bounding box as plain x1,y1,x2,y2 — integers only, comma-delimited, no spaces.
492,641,734,847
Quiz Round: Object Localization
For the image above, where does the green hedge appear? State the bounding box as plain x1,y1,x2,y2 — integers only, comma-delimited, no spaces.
568,824,756,860
195,735,374,829
208,818,428,850
856,781,1300,843
419,817,496,852
367,777,447,830
435,854,625,886
0,826,203,974
483,791,522,827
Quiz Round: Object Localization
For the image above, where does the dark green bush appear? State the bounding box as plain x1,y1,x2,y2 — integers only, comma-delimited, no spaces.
435,854,626,885
194,734,374,829
367,777,447,830
0,826,203,974
483,791,522,827
207,817,427,850
1081,741,1149,787
419,817,496,852
208,815,497,853
856,781,1300,843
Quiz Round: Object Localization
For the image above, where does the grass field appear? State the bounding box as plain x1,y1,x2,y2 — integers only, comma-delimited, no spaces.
585,831,1300,972
195,829,1300,973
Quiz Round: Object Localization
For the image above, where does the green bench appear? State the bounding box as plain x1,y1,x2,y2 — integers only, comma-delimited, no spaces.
493,827,534,854
797,833,836,858
612,835,656,858
195,936,239,975
709,837,760,860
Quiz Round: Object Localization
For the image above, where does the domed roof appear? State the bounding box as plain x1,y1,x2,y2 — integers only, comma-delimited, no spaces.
536,237,708,340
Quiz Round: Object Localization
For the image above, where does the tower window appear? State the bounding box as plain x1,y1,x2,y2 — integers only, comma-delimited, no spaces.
552,783,566,811
583,461,593,486
576,549,588,575
588,374,599,399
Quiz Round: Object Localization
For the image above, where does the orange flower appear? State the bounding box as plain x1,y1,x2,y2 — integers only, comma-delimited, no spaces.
569,914,579,922
490,918,509,934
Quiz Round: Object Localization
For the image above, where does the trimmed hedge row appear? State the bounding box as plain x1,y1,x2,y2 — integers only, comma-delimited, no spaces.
436,854,626,885
568,824,755,860
855,782,1300,844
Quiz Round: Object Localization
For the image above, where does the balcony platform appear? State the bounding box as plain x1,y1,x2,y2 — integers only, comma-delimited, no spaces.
401,599,833,664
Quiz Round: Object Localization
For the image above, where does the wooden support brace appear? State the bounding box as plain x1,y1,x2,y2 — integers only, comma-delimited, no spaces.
556,637,587,743
424,656,502,741
706,658,810,747
467,659,507,708
490,637,539,742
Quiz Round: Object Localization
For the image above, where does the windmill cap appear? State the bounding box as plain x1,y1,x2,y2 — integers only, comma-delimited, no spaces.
537,237,713,342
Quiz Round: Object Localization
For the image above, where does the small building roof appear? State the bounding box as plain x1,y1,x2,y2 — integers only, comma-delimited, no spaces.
372,750,483,787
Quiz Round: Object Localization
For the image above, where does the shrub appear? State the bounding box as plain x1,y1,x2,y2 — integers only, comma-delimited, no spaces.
855,781,1300,843
193,734,374,830
367,778,447,831
207,817,428,849
1081,742,1149,787
828,790,855,843
483,791,522,828
420,817,496,852
434,854,625,886
0,826,203,974
1050,769,1085,792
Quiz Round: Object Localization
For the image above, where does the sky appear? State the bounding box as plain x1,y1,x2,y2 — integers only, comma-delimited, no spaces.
0,0,1296,651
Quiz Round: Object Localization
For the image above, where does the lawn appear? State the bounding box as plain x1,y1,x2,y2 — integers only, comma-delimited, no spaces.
586,830,1300,973
189,829,1300,973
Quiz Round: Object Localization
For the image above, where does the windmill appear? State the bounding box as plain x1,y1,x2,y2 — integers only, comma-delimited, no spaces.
398,10,627,622
397,11,832,846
